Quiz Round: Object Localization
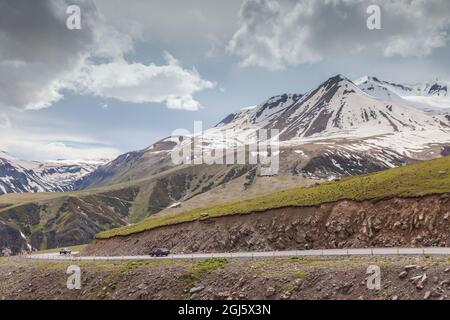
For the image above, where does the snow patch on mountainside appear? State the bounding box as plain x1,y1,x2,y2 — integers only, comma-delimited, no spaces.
215,93,303,130
356,76,450,111
0,152,109,195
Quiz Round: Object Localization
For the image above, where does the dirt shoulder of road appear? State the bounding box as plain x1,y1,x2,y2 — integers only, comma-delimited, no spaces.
2,255,450,300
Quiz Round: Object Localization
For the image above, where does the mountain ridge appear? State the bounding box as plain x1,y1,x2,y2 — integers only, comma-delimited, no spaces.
356,75,450,111
76,74,450,190
0,152,109,195
3,74,450,197
204,74,449,146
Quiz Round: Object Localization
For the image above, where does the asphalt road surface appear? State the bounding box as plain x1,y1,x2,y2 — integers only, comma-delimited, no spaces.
21,247,450,261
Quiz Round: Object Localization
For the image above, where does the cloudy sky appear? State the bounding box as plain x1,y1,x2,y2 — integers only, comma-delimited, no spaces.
1,0,450,160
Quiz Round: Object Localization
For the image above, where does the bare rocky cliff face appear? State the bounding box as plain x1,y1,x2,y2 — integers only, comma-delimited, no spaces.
0,224,29,256
84,194,450,256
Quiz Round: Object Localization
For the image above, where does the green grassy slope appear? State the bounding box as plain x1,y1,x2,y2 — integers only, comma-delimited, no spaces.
96,156,450,239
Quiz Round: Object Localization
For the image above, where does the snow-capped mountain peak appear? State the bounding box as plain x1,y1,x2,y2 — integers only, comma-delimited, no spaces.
355,75,449,97
205,74,450,148
356,75,450,111
0,152,110,195
275,75,448,140
215,93,303,131
77,73,450,191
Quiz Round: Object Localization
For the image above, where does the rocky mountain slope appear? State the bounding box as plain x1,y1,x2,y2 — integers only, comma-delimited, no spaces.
91,155,450,241
0,151,108,195
78,74,450,190
0,162,279,255
4,74,447,197
0,187,139,255
212,75,449,140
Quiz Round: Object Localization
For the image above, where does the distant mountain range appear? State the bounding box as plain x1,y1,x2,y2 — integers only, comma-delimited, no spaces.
2,74,450,195
211,75,449,141
356,76,450,111
0,151,108,195
74,74,450,191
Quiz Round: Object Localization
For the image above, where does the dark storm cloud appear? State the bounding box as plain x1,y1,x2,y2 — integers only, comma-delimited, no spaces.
0,0,213,111
0,0,99,109
228,0,450,70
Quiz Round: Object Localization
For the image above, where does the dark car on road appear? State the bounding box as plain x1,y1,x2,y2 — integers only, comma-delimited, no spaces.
149,248,170,257
59,248,72,255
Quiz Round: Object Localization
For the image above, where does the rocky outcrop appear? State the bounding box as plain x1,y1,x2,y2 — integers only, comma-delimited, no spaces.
300,152,407,178
0,223,29,255
84,194,450,256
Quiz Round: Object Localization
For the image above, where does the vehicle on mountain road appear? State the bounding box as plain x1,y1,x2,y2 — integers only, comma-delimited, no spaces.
149,248,170,257
59,248,72,255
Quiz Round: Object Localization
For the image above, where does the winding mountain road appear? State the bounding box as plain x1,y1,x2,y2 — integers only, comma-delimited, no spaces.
21,247,450,261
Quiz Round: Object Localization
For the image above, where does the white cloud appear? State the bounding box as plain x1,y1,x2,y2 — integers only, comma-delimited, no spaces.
69,53,215,111
0,0,213,111
8,141,119,161
228,0,450,70
0,130,120,161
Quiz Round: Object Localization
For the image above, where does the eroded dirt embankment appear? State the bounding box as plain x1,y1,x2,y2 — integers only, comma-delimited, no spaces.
83,194,450,256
